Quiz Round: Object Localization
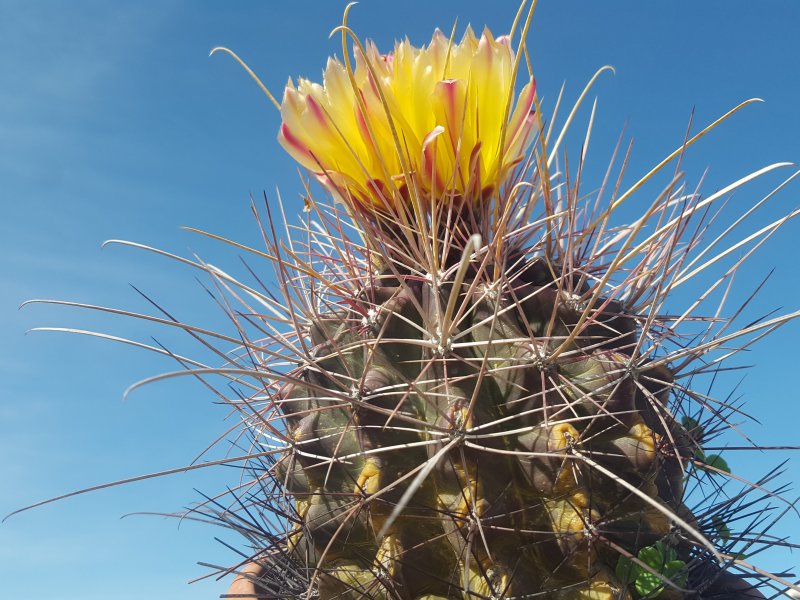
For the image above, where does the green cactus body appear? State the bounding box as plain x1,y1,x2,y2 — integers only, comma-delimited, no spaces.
268,258,694,599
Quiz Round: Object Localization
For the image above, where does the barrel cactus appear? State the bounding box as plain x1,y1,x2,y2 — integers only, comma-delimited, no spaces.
203,6,799,599
15,3,798,600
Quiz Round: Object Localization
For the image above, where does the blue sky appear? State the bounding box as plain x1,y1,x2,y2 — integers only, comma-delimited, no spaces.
2,1,799,598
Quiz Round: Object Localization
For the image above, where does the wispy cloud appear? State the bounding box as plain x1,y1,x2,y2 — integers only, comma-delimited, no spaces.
0,1,178,184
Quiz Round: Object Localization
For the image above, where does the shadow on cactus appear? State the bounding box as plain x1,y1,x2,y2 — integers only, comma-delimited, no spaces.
12,2,800,599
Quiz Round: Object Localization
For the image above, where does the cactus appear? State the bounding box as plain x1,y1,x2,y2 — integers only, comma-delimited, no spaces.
12,3,799,599
196,7,799,598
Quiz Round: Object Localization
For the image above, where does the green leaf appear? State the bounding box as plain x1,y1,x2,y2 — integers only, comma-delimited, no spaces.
703,454,731,474
616,555,640,585
681,416,700,430
635,568,663,598
711,516,731,541
681,415,705,439
638,545,663,569
663,560,688,588
654,541,678,563
628,543,687,598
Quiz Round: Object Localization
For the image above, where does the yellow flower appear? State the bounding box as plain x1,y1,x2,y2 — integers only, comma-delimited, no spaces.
279,27,537,208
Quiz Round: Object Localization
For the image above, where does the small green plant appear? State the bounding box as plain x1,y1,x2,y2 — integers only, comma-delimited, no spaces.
616,542,688,598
